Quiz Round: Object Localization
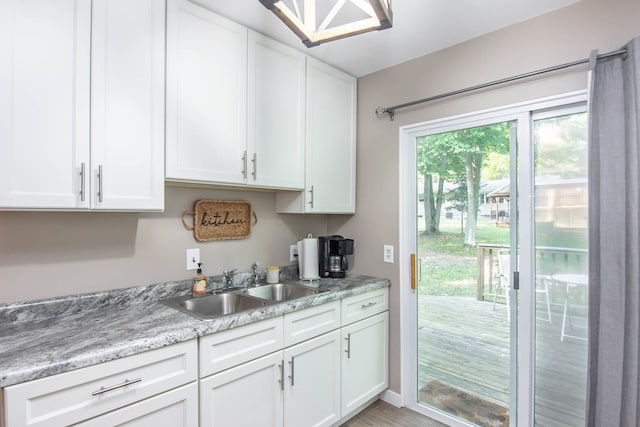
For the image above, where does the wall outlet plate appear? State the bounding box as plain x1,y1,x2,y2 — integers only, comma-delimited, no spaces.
290,244,298,262
186,248,200,270
383,245,394,263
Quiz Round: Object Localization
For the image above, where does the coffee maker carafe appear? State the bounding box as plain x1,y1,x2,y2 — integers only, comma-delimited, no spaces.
318,235,354,278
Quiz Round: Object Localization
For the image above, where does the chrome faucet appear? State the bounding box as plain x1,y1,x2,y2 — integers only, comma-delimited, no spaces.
223,269,236,289
251,262,259,287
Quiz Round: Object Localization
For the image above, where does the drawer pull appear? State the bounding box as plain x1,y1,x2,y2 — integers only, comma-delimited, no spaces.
91,378,141,396
278,362,284,391
361,302,377,309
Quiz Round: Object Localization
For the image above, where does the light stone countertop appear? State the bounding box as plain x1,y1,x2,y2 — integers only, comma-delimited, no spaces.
0,270,390,388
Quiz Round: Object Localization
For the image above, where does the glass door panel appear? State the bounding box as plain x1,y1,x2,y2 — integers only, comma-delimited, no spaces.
416,121,514,426
533,111,588,426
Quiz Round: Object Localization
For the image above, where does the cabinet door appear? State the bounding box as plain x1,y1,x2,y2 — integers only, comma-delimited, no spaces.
276,57,356,213
247,30,305,190
0,0,91,209
166,0,247,185
74,383,198,427
341,311,389,417
284,330,341,427
200,352,284,427
90,0,165,211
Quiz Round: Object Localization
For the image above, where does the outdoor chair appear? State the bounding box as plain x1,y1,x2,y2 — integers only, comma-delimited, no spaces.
493,250,512,321
493,250,552,323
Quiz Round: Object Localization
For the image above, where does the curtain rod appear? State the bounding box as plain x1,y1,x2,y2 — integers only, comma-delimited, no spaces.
375,48,628,121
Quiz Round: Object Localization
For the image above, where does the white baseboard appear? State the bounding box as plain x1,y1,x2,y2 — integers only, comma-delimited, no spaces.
379,389,402,408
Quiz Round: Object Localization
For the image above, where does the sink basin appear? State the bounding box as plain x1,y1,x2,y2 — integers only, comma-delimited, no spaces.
161,292,271,320
243,283,323,302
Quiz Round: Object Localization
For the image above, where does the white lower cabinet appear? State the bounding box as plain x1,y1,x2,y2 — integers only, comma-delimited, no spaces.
283,330,341,427
2,289,388,427
341,311,389,417
3,340,198,427
200,352,284,427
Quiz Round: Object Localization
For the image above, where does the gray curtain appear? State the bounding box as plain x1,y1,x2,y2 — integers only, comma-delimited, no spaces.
587,36,640,426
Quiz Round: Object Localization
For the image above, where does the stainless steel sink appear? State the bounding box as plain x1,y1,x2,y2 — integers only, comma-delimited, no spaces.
243,283,323,302
161,292,271,320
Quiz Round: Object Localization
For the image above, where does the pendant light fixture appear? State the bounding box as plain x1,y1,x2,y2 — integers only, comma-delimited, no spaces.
260,0,392,47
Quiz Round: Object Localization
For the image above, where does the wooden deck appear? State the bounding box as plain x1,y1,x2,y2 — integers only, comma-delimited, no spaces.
417,296,587,426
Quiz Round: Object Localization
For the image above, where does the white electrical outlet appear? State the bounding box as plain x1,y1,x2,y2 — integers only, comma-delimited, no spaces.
383,245,394,263
290,244,298,262
186,248,200,270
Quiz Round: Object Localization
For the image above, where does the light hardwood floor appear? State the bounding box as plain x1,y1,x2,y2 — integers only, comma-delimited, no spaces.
340,400,447,427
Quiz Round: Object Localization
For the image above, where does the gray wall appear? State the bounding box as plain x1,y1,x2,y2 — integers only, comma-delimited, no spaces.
0,186,327,303
332,0,640,396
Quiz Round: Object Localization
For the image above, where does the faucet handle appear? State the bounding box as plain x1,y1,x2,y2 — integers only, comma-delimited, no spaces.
223,269,237,287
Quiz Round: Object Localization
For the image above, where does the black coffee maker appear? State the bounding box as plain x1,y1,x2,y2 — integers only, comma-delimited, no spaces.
318,235,354,278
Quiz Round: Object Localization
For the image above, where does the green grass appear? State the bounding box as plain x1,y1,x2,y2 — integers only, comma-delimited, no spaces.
418,218,587,297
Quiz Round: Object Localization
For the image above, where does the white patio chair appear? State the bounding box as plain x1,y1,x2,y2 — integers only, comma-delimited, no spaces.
535,274,552,323
493,250,552,323
493,250,511,321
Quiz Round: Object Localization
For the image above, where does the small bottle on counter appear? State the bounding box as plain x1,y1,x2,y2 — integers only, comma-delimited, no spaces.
192,263,207,297
267,266,280,284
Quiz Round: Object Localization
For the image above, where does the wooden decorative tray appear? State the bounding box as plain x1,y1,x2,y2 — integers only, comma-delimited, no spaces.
182,200,256,241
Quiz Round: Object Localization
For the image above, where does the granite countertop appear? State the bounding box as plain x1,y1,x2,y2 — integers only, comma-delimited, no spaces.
0,269,390,388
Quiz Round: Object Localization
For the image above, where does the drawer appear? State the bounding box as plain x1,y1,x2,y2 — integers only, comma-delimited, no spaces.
341,288,389,325
3,339,197,427
74,382,198,427
284,300,341,347
199,316,283,378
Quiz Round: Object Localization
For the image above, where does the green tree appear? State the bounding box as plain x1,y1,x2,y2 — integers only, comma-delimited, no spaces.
417,133,463,234
419,123,510,244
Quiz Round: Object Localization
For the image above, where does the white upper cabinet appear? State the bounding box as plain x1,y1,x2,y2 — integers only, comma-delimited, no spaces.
247,30,305,190
165,0,248,185
90,0,165,211
166,5,306,191
276,57,357,214
0,0,91,209
0,0,165,211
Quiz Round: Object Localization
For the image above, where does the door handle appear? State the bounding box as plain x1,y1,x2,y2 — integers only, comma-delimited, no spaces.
344,333,351,359
251,152,257,180
410,253,417,290
308,185,314,208
97,165,104,203
288,357,295,386
241,151,247,179
278,362,284,391
79,162,86,202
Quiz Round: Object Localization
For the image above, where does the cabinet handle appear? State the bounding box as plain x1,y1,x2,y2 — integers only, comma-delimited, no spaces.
251,152,257,180
288,357,295,386
79,163,86,202
242,151,247,179
308,185,314,208
361,302,377,309
344,333,351,359
97,165,104,203
91,378,141,396
278,362,284,391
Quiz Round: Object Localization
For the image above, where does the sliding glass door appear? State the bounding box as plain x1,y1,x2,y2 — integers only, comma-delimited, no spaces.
415,121,515,427
401,94,589,426
532,109,588,426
